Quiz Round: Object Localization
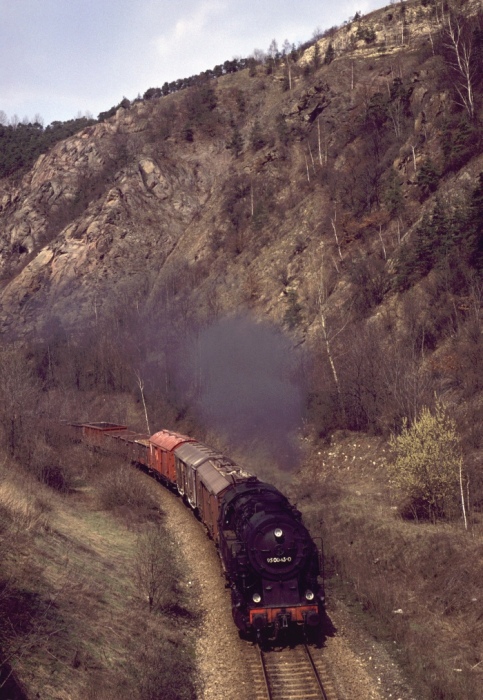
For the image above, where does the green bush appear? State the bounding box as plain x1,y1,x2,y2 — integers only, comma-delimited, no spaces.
356,25,376,44
388,402,464,522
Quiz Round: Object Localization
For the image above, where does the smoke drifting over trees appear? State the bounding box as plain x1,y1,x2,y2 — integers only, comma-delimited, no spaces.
186,315,304,469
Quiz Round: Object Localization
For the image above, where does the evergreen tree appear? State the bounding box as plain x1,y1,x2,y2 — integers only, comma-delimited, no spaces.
417,158,439,200
324,43,335,65
227,126,243,158
250,120,267,152
466,172,483,270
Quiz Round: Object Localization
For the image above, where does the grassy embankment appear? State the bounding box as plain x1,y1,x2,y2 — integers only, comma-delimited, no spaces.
0,442,198,700
295,432,483,700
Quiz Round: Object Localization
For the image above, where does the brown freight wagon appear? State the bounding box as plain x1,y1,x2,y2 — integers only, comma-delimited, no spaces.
115,432,150,467
173,441,252,541
195,460,239,541
81,422,128,448
173,442,225,508
102,429,137,458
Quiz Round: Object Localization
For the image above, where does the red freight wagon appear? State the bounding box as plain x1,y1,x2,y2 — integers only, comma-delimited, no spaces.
148,430,195,485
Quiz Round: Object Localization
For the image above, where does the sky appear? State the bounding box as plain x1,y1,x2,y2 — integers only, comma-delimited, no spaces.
0,0,385,127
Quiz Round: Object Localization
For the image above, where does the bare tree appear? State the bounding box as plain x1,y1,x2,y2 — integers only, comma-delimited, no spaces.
386,88,405,138
317,117,331,166
315,264,351,424
304,152,311,183
134,526,174,612
330,202,343,261
0,345,41,459
282,39,293,90
267,38,279,59
444,13,479,120
252,48,266,64
134,370,151,435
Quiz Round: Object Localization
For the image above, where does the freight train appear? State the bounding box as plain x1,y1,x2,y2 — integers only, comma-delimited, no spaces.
70,421,324,640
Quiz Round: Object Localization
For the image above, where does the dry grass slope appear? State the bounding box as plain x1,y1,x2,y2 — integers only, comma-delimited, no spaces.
294,432,483,700
0,451,198,700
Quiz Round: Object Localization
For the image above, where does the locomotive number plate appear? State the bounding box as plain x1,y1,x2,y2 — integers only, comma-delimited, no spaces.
266,556,292,563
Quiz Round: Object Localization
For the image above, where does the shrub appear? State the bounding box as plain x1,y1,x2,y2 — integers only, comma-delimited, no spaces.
29,440,75,492
392,200,458,291
388,402,465,522
348,256,389,315
383,170,404,216
466,171,483,271
226,125,243,158
356,25,376,44
133,525,178,612
284,289,303,329
250,120,269,151
97,464,161,522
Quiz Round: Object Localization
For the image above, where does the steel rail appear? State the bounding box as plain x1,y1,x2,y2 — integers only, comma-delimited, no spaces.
258,646,273,700
258,644,330,700
303,644,329,700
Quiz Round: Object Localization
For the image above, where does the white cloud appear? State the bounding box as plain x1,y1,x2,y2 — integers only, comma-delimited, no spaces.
154,1,225,57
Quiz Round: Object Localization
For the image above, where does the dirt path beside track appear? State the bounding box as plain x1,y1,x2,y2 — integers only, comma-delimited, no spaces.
155,485,253,700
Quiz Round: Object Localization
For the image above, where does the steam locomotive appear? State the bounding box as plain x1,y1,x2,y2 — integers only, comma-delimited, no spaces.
71,421,324,640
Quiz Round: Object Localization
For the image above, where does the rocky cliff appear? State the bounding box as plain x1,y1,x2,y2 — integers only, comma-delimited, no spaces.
0,0,481,352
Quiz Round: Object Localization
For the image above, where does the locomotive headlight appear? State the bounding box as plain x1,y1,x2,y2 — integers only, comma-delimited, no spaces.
274,528,283,539
305,590,315,601
252,593,262,604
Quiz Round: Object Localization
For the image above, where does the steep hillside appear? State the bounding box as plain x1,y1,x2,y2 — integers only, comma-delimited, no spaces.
0,1,482,698
0,1,479,329
0,1,481,442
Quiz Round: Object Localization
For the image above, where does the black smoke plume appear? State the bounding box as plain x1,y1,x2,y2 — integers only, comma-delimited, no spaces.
186,315,304,470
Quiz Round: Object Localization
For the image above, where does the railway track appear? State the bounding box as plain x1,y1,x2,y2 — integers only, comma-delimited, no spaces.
245,642,338,700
